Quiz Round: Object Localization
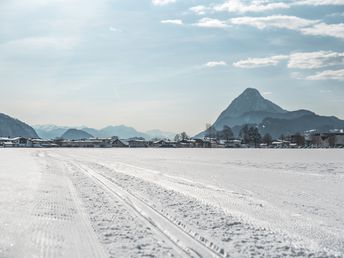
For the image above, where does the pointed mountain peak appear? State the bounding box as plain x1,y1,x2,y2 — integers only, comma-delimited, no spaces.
242,88,261,96
214,88,287,126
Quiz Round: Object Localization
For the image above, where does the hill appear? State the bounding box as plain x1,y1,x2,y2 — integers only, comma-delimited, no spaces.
61,129,93,140
0,113,38,138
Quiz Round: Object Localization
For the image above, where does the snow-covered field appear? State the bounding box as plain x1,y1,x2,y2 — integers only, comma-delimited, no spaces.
0,149,343,257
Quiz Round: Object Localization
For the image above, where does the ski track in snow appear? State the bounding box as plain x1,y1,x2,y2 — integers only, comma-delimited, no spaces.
0,148,343,257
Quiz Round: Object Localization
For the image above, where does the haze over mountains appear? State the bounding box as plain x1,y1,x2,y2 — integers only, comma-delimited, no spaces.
1,88,344,140
33,124,175,140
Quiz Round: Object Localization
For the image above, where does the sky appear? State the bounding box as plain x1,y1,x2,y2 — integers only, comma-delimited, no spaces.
0,0,343,135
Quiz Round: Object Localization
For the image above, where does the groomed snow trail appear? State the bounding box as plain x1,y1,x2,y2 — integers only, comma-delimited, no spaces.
1,149,343,257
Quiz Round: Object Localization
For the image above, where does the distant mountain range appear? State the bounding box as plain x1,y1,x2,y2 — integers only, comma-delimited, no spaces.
33,124,175,140
2,88,343,140
0,113,38,138
197,88,344,138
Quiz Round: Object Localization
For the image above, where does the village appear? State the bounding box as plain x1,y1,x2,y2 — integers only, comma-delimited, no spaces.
1,131,344,149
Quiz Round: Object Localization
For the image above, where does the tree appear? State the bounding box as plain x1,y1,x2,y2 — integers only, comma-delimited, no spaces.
221,126,234,141
180,132,189,141
239,125,250,144
205,124,217,139
240,125,261,147
249,127,261,147
174,134,181,142
292,133,305,146
262,133,272,146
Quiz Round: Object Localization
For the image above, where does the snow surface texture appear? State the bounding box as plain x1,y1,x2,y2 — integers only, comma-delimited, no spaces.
0,149,343,257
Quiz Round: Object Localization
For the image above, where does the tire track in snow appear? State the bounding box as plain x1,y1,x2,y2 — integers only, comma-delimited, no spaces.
74,161,225,258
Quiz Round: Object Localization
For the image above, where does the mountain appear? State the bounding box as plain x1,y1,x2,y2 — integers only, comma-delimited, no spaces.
0,113,38,138
61,129,93,140
196,88,344,138
34,125,70,140
259,114,344,138
213,88,288,129
35,124,164,140
97,125,149,139
145,129,176,140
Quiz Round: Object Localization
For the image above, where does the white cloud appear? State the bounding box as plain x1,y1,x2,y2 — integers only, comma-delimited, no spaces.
190,5,209,15
233,55,289,68
230,15,318,30
294,0,344,6
288,51,344,69
214,0,289,13
190,0,344,16
227,15,344,39
306,69,344,81
204,61,227,68
300,23,344,39
195,18,229,28
152,0,176,6
234,51,344,69
161,19,183,25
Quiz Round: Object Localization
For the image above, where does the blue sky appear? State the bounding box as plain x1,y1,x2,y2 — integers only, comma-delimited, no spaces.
0,0,343,134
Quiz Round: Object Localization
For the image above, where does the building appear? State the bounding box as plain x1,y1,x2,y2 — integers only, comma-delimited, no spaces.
112,139,129,148
0,137,28,147
128,139,149,148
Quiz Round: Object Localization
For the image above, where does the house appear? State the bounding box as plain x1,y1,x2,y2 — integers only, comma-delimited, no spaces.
225,139,242,148
112,139,129,148
176,139,196,148
152,140,175,148
0,137,28,147
335,133,344,147
128,139,149,148
310,132,344,148
272,140,290,148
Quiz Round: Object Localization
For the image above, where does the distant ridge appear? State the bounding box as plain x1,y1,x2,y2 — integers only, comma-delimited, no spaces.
34,124,176,140
61,129,93,140
196,88,344,138
0,113,38,138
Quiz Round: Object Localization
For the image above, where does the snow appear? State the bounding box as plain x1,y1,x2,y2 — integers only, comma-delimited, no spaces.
0,148,343,257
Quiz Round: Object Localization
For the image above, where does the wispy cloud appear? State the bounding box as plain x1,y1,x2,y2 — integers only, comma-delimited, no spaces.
234,51,344,69
190,5,209,15
204,61,227,68
300,23,344,39
195,18,229,28
306,69,344,81
152,0,176,6
234,51,344,81
161,19,183,25
195,15,344,39
190,0,344,16
213,0,289,14
294,0,344,6
288,51,344,69
230,15,319,30
233,55,289,68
